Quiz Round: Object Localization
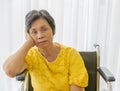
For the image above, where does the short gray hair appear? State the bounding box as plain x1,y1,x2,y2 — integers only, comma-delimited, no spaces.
25,9,55,35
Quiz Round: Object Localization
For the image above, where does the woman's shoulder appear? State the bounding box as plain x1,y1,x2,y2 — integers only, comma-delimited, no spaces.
57,43,78,54
27,46,39,55
60,43,76,49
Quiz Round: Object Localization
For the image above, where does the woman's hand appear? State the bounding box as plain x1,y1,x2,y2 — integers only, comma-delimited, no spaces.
25,29,35,47
70,84,83,91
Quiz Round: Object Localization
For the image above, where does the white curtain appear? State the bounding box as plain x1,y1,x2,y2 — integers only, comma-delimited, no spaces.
0,0,119,91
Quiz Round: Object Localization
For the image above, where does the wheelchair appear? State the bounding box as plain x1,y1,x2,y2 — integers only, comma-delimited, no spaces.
16,44,115,91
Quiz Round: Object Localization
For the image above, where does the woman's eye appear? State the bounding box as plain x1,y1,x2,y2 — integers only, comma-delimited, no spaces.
42,28,47,31
32,31,37,34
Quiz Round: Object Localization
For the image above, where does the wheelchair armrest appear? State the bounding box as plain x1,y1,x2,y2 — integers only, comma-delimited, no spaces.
97,67,115,82
16,70,27,81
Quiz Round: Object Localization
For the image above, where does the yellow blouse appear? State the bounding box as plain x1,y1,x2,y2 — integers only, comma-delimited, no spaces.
25,44,88,91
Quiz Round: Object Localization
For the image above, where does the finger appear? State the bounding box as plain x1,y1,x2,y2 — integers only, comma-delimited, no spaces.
24,27,29,40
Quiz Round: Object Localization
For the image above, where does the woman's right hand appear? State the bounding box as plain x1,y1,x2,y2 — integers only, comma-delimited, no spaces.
25,29,35,47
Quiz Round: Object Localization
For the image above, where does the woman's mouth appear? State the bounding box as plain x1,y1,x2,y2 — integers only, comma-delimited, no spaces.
38,40,47,45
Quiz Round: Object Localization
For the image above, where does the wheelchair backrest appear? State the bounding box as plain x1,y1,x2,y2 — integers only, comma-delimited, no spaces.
80,52,98,91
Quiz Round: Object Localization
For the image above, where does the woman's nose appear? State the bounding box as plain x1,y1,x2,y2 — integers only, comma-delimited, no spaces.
37,32,44,39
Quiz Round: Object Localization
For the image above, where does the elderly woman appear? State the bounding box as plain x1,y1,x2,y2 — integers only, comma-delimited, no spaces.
3,9,88,91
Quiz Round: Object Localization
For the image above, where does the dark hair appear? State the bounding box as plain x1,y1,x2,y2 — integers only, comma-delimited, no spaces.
25,9,55,35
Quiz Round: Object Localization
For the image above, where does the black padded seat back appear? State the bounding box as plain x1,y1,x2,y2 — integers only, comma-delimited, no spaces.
80,52,97,91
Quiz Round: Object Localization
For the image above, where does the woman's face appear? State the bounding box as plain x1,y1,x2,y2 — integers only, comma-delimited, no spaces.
29,18,54,48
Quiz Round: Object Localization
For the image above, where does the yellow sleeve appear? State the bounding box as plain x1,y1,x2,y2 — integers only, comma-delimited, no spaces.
68,49,88,87
25,48,33,71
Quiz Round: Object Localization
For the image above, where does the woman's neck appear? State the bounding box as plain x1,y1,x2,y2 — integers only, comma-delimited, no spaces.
38,43,60,60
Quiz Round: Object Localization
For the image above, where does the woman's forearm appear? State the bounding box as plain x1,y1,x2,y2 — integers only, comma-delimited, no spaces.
3,40,33,77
